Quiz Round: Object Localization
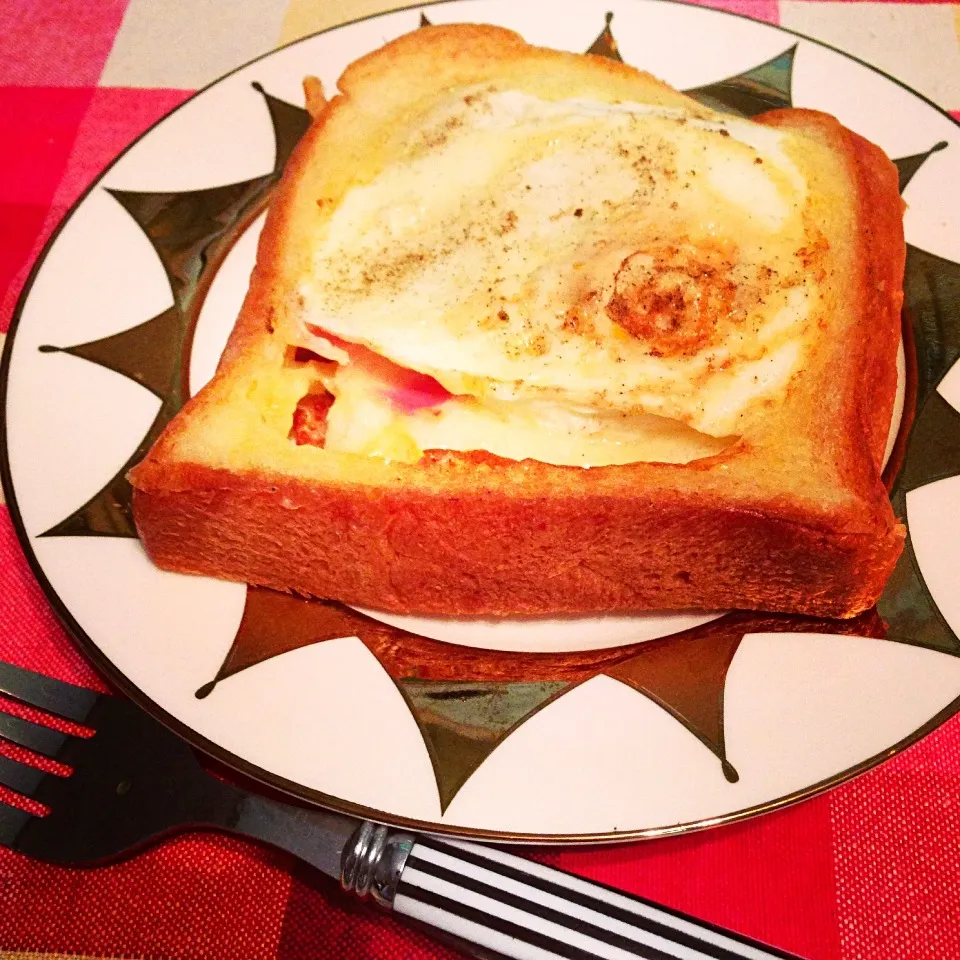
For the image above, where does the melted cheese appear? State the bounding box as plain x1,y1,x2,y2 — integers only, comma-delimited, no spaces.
320,361,732,466
293,87,824,465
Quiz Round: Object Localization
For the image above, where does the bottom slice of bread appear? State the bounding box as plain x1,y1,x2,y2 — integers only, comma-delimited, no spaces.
131,455,904,619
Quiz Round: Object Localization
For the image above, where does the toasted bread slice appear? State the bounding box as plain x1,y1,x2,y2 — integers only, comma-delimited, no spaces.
129,25,906,618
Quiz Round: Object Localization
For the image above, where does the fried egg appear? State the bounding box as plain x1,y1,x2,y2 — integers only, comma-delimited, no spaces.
293,86,825,465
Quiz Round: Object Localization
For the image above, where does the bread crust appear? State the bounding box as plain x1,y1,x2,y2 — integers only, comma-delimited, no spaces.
129,25,906,619
131,462,901,617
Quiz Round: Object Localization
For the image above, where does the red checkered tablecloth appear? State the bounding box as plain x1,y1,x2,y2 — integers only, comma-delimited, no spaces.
3,1,960,958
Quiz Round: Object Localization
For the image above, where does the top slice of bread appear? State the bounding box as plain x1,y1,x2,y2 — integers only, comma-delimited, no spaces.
129,24,906,618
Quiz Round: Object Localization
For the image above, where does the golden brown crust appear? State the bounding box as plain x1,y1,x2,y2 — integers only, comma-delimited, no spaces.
132,461,901,618
129,25,907,619
760,109,905,476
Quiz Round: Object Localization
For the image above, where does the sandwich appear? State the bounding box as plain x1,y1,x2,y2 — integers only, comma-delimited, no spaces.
128,24,907,619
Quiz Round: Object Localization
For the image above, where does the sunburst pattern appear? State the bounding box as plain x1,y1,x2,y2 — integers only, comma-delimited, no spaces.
880,242,960,656
35,83,311,538
193,589,887,810
29,12,960,811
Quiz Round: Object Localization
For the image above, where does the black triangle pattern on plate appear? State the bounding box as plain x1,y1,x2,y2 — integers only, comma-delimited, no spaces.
38,398,180,539
895,141,948,195
586,11,622,61
37,306,185,403
106,177,273,317
397,679,572,813
880,531,960,657
36,84,311,538
901,244,960,406
37,304,186,537
685,46,796,117
878,242,960,657
606,626,744,784
251,82,312,175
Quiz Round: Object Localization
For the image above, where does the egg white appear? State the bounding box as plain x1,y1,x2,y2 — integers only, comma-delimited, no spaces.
295,88,820,463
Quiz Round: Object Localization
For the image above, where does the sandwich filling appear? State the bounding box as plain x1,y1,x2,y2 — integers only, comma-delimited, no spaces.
289,86,825,466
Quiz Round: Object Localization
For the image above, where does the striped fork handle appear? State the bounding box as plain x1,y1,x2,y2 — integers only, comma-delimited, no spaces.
347,830,805,960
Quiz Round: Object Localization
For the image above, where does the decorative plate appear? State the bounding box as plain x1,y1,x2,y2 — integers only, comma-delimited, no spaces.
4,0,960,842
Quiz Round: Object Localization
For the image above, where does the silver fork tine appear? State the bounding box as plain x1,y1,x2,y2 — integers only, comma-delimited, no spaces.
0,754,46,796
0,713,68,758
0,661,98,723
0,799,32,846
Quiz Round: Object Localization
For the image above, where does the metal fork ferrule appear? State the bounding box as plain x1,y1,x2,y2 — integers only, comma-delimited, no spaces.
340,821,414,909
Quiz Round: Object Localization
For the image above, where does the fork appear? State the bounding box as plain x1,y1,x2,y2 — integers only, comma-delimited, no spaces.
0,658,804,960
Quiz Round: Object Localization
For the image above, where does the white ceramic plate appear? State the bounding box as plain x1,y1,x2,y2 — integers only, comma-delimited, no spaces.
4,0,960,842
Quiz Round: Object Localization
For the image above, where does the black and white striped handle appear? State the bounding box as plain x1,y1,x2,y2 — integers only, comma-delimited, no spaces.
394,836,805,960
